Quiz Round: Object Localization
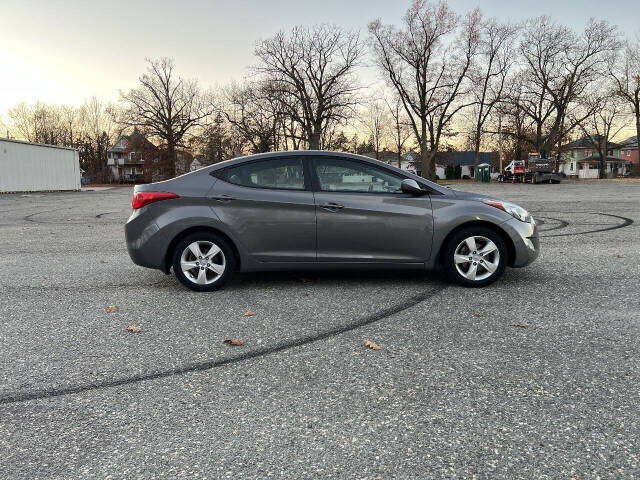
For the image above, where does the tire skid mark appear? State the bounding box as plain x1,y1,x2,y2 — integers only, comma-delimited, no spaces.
534,216,569,232
540,213,633,238
0,285,448,405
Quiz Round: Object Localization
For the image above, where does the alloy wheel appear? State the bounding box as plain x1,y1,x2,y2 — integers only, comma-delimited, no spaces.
453,235,500,281
180,241,226,285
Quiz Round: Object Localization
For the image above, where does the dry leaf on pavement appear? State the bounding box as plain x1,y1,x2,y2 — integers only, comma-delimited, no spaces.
126,325,142,333
472,312,481,317
244,310,256,316
106,305,119,313
364,339,381,351
224,338,244,346
510,323,528,328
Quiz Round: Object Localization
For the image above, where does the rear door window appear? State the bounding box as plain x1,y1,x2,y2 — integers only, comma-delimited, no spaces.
223,158,305,190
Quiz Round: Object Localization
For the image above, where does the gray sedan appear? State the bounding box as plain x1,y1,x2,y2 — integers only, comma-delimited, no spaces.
125,151,539,291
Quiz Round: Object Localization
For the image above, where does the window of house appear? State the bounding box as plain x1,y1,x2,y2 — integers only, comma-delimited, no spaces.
223,158,305,190
314,158,404,193
129,152,136,160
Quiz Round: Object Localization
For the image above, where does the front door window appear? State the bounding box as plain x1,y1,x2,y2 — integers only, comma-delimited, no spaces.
314,158,403,193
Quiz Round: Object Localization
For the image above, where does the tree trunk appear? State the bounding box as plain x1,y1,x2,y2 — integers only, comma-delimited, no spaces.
599,140,606,180
420,141,436,181
308,125,321,150
473,134,481,182
167,143,176,179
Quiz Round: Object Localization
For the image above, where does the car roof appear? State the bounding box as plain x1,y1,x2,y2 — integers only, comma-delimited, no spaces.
203,150,450,195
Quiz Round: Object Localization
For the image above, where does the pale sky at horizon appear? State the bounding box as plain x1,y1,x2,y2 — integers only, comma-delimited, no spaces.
1,0,639,117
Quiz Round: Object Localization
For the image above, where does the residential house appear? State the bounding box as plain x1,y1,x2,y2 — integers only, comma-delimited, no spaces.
558,136,630,178
190,157,209,172
400,150,446,179
107,132,157,183
434,151,496,179
619,136,639,175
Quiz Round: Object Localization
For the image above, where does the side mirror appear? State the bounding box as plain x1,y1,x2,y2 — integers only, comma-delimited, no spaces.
401,179,427,196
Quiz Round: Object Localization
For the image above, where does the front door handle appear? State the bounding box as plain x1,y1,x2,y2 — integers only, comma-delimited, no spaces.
320,202,344,212
210,194,235,202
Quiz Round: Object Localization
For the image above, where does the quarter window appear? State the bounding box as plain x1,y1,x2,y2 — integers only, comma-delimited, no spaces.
314,158,404,193
224,158,305,190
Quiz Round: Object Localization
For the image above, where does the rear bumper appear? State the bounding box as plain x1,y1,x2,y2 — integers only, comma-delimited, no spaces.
501,217,540,268
125,207,167,270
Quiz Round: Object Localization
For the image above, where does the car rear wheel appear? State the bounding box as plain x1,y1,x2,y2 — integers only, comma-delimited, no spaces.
172,232,236,292
442,227,507,287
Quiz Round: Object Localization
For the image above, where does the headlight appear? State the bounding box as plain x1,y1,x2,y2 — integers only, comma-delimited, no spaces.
484,200,533,223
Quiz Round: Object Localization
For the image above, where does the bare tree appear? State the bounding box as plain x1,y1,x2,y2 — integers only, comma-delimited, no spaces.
119,58,212,178
609,37,640,173
222,81,282,154
369,0,481,180
470,18,516,175
360,96,390,159
385,96,413,167
514,17,619,158
254,24,364,150
77,98,119,182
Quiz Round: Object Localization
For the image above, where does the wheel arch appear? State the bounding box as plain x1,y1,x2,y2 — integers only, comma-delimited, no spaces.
437,220,516,268
162,226,241,274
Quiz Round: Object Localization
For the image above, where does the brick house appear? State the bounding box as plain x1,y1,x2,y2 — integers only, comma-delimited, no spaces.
619,136,639,175
107,132,157,183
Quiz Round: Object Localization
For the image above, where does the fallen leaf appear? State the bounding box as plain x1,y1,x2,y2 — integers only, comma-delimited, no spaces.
106,305,119,313
615,254,625,258
224,338,244,346
510,323,528,328
472,312,482,317
364,339,381,351
126,325,142,333
244,310,256,316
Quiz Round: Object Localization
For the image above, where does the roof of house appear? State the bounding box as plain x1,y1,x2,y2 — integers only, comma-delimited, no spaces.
561,136,622,150
619,136,638,149
435,151,495,166
108,132,157,153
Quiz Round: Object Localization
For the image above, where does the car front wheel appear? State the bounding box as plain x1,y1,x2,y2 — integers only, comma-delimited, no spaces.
442,227,507,287
172,232,236,292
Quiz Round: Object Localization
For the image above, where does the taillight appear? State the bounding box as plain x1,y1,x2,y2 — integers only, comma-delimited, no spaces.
132,191,179,209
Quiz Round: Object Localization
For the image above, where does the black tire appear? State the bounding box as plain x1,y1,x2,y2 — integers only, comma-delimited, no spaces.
172,231,236,292
442,226,507,288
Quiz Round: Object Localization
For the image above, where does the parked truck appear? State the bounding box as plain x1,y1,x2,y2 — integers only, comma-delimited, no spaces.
498,155,562,184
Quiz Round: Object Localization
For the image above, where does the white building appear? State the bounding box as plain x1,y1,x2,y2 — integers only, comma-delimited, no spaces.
0,138,80,192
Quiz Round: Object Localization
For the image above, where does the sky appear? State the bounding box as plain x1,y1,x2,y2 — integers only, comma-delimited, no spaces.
1,0,639,116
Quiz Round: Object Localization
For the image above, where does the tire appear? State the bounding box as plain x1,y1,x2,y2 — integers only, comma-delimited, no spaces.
172,231,236,292
442,226,507,288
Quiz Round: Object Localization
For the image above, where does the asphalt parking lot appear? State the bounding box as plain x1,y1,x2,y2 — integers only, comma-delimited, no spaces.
1,180,639,479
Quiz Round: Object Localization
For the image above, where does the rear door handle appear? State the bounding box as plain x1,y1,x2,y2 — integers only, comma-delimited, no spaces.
320,202,344,212
210,194,235,202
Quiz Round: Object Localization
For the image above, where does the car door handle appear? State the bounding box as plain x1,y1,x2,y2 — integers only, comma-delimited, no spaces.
320,202,344,212
210,194,235,202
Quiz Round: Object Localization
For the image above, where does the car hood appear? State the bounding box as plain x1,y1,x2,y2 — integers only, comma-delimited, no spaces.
448,189,501,202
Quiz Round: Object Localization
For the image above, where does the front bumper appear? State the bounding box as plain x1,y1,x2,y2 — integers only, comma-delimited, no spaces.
501,217,540,268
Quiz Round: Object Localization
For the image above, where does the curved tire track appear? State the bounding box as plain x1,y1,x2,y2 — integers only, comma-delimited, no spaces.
0,284,448,405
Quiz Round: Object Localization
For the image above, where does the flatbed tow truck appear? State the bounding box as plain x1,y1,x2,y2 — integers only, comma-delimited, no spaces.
498,156,562,184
